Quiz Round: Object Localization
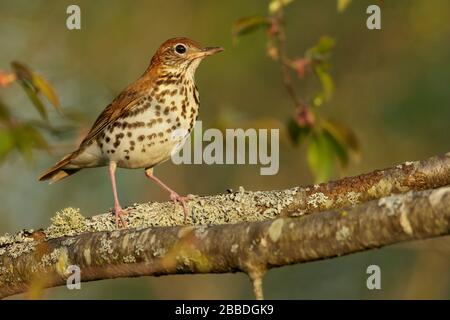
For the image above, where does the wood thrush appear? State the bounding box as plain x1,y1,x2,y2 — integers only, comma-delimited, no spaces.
39,37,223,227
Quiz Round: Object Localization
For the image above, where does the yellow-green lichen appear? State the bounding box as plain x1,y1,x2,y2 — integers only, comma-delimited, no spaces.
367,178,393,199
123,255,136,263
307,192,330,209
46,207,88,239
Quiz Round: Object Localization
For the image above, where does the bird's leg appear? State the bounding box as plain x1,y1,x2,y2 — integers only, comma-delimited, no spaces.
145,167,190,223
109,161,127,227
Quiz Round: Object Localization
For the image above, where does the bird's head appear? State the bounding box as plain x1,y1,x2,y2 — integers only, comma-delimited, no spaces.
150,37,223,76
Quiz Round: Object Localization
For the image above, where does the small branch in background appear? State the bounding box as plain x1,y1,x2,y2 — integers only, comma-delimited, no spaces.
268,10,309,111
0,153,449,299
233,1,360,183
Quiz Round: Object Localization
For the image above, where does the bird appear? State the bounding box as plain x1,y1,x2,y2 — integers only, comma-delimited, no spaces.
38,37,223,227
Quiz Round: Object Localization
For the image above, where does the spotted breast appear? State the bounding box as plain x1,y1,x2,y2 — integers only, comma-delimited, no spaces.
99,75,199,168
86,73,200,169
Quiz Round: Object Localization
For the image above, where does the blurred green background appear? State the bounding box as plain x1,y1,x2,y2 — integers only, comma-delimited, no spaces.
1,0,449,299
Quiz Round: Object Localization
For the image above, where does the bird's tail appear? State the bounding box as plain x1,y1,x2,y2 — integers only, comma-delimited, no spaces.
38,153,81,184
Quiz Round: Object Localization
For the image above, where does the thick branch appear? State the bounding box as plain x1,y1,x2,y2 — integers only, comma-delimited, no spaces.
1,185,449,298
0,152,449,298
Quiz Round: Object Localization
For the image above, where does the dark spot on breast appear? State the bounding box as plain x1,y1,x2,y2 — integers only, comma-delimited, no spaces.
125,155,130,160
138,135,145,142
127,132,132,137
164,107,170,115
158,132,164,137
105,137,111,143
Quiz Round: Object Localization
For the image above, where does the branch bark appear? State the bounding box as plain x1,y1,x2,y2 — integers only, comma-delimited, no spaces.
0,153,449,298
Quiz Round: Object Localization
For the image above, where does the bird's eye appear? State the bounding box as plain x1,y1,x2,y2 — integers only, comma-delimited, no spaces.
174,44,187,55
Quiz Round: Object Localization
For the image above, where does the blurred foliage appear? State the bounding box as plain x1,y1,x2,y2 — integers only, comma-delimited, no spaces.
337,0,352,13
0,62,69,163
233,0,359,182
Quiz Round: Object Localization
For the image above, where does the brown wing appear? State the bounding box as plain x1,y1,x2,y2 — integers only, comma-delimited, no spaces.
80,85,147,147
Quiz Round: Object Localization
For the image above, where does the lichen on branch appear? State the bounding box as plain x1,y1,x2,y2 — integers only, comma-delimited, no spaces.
0,152,449,299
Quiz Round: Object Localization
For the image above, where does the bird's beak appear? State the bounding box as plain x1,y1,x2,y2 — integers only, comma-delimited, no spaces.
191,47,224,59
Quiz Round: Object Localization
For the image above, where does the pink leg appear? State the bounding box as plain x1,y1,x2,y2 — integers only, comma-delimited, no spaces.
109,161,127,227
145,168,190,223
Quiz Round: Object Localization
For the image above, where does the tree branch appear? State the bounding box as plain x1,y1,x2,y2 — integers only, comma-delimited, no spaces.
0,152,449,298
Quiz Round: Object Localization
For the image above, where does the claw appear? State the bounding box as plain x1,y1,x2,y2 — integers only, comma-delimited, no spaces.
114,206,128,228
169,192,190,223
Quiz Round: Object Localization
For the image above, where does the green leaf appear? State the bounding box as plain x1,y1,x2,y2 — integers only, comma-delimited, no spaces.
322,119,360,155
323,129,349,167
232,16,270,39
306,36,336,60
287,118,311,145
0,128,14,162
307,131,334,183
315,65,334,101
11,62,48,120
337,0,352,13
11,61,33,83
22,84,48,119
32,73,62,114
0,100,11,124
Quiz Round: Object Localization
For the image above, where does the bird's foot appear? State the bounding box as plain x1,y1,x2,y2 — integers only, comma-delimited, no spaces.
169,192,192,224
113,205,128,228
